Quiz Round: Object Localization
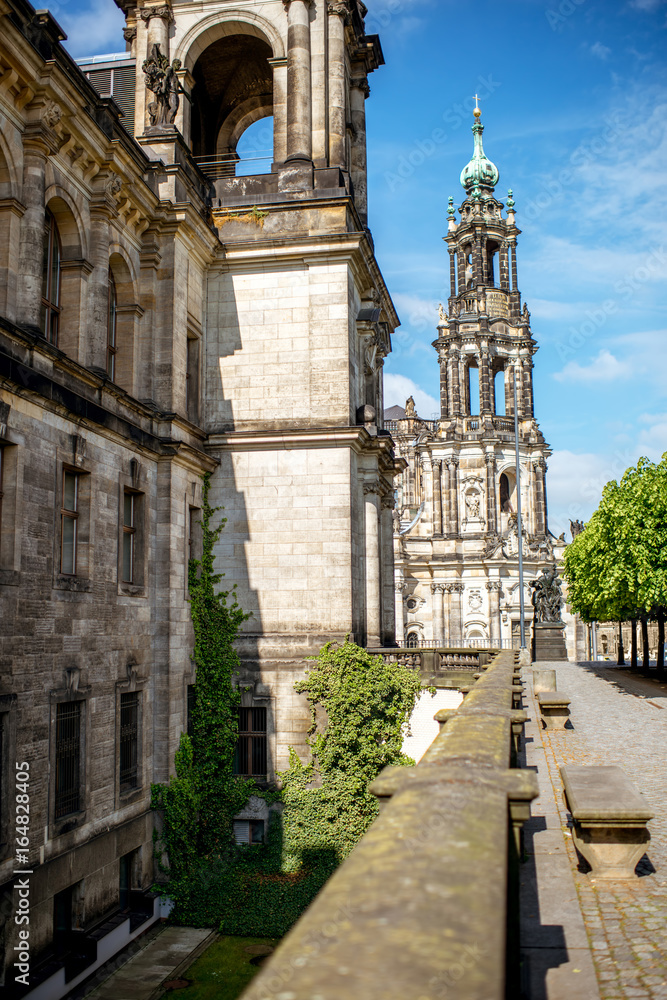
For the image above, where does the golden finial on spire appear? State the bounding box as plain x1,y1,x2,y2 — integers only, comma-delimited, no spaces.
473,94,481,119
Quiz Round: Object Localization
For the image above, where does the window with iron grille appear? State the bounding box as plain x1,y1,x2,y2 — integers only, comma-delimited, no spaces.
119,692,139,792
55,702,81,819
233,707,267,778
61,471,79,575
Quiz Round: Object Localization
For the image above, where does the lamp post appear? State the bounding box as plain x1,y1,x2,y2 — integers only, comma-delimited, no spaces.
513,366,527,651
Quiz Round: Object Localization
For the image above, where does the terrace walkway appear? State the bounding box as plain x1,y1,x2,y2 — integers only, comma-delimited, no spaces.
524,660,667,1000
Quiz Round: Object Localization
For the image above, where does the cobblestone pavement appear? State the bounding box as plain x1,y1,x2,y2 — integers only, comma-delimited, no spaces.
533,661,667,999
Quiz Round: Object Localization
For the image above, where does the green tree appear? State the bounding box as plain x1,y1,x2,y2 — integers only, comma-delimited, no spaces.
563,454,667,672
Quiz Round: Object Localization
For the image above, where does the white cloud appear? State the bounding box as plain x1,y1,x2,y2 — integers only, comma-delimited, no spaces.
545,450,628,536
637,414,667,461
553,349,629,383
590,42,612,59
58,0,125,59
383,374,439,420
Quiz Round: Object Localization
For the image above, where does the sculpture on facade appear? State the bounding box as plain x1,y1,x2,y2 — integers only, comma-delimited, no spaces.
530,564,564,623
405,395,416,418
570,519,585,539
142,44,182,127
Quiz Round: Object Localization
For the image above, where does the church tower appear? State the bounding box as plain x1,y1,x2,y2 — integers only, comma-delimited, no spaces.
389,106,573,654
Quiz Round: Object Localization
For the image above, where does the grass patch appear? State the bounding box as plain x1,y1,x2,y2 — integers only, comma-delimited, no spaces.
174,935,280,1000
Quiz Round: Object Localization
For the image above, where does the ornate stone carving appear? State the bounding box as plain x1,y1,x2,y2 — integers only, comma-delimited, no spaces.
570,519,585,538
123,25,137,42
431,583,446,595
327,0,350,15
445,582,464,594
140,4,174,23
395,582,407,594
530,565,564,624
105,173,123,198
465,492,481,519
432,459,442,471
405,395,416,418
485,452,495,467
351,77,371,99
363,481,381,496
381,494,395,510
42,101,61,128
142,44,182,127
468,588,483,611
486,581,503,592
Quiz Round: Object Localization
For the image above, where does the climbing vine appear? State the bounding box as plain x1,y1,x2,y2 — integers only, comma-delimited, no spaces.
152,476,422,935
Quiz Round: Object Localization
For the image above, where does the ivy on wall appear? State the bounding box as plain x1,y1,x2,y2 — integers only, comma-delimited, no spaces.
152,476,421,936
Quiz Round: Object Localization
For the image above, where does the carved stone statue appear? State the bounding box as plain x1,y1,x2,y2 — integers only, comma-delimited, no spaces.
465,492,481,518
405,395,416,418
530,564,564,624
142,44,182,128
570,519,585,539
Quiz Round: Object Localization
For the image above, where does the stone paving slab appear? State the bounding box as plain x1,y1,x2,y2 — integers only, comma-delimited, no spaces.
85,926,213,1000
529,661,667,1000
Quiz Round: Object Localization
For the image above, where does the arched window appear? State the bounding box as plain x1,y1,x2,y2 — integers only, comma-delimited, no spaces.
107,270,117,380
406,632,419,648
499,473,511,513
494,369,505,415
41,209,61,344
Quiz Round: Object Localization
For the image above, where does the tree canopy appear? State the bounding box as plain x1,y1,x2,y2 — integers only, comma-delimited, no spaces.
563,454,667,624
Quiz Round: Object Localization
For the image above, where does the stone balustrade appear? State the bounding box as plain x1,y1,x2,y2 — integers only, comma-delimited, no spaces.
240,651,538,1000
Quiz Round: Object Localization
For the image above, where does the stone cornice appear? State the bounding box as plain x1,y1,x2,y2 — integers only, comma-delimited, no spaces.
206,427,399,460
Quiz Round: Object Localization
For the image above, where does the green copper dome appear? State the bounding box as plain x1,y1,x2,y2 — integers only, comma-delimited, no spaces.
460,115,499,198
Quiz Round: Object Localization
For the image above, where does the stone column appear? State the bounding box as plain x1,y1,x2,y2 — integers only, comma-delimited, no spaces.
349,75,369,223
522,356,534,418
142,4,171,57
447,457,459,534
486,582,502,646
432,460,443,535
479,348,491,414
485,452,497,535
284,0,313,163
438,347,449,418
510,242,518,291
473,232,483,286
431,583,445,644
381,494,395,645
449,350,462,416
364,482,381,646
441,461,451,534
17,107,61,331
174,67,194,141
449,249,457,297
449,582,464,645
457,248,465,292
443,585,452,645
500,241,510,289
394,582,406,646
421,453,433,532
327,1,347,169
87,174,121,372
533,459,547,535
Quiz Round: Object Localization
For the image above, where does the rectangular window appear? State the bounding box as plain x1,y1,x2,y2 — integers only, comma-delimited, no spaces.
119,692,139,792
61,471,79,575
55,702,81,819
234,707,267,778
186,336,200,424
233,819,265,845
122,491,136,583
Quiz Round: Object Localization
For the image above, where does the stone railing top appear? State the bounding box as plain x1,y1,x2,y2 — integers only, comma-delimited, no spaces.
241,651,537,1000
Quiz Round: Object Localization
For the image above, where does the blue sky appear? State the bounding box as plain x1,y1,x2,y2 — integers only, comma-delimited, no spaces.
53,0,667,536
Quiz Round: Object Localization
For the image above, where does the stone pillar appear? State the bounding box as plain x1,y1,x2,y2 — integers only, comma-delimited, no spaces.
510,242,518,291
534,458,547,535
87,175,121,372
327,1,347,169
349,75,369,223
449,583,464,645
174,67,194,141
522,356,534,418
432,460,443,535
450,351,462,416
441,461,451,533
443,586,452,645
381,494,395,645
486,581,502,646
448,457,459,534
142,4,171,58
479,348,491,414
438,347,449,418
269,58,288,164
457,248,465,292
449,250,457,297
364,483,381,646
500,241,510,289
394,582,406,646
421,453,433,532
17,108,61,331
485,452,497,535
472,232,483,286
284,0,313,163
431,583,445,644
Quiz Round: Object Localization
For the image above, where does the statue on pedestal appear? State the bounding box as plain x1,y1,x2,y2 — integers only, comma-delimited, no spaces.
530,564,564,624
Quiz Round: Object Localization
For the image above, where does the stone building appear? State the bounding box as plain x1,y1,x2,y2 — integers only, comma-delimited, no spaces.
387,106,580,659
0,0,399,990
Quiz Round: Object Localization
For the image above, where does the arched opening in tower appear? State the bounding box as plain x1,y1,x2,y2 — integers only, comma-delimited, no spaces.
467,363,480,415
485,240,500,286
190,34,274,174
494,369,505,416
499,471,517,516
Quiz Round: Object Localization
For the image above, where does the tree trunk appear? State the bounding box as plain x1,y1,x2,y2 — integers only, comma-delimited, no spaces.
641,618,650,671
658,615,665,678
631,619,638,669
617,621,625,665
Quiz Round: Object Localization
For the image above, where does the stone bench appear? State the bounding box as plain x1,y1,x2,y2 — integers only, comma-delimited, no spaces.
561,765,654,879
536,691,571,729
